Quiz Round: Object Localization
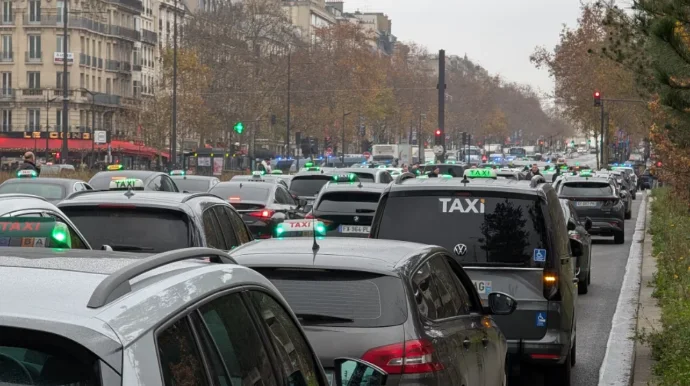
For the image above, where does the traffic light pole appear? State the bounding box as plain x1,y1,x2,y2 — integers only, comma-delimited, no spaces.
437,49,446,163
599,101,605,169
597,97,645,168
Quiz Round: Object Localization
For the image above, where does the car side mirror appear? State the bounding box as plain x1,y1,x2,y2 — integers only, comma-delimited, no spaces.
182,190,190,193
584,217,592,231
101,245,114,251
570,238,584,257
567,220,576,231
335,358,388,386
487,292,517,316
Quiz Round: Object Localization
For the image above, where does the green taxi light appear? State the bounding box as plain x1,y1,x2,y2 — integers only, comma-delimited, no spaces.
446,161,456,164
170,170,185,176
416,175,429,179
304,162,314,167
107,164,124,171
275,224,285,236
16,170,37,178
465,169,497,178
306,167,321,171
270,170,283,174
252,171,265,176
51,223,70,247
440,174,453,178
315,223,326,235
333,173,357,182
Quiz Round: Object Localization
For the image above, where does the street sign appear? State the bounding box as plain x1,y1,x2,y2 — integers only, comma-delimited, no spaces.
94,130,107,144
325,147,333,156
363,151,371,158
433,145,444,156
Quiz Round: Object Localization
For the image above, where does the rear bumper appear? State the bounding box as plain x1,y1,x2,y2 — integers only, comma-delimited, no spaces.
506,328,571,366
588,218,624,236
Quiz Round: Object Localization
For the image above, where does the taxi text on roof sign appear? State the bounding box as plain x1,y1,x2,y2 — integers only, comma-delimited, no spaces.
464,168,497,178
0,217,71,248
16,169,37,178
252,171,265,176
108,178,145,190
274,220,327,238
107,164,124,171
170,170,185,176
333,173,358,182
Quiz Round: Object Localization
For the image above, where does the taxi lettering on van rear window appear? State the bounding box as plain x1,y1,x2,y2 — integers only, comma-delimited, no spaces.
0,218,71,248
439,198,486,214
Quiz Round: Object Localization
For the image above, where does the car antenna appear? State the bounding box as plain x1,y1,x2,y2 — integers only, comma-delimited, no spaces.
461,176,469,186
124,186,135,199
311,215,320,259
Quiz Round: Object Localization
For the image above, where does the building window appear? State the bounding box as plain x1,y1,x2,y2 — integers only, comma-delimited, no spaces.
1,71,10,95
56,0,64,23
56,71,69,89
28,35,40,60
1,109,11,131
2,1,12,24
27,71,39,89
106,78,111,94
56,109,62,129
27,108,40,130
28,0,40,23
79,73,83,88
1,34,10,60
56,34,68,52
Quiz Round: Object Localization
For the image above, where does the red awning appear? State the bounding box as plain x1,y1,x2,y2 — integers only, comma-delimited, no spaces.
0,138,169,159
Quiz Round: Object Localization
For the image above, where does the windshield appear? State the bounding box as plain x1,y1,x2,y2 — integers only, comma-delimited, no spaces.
561,182,613,196
0,182,66,200
254,268,407,327
172,178,210,192
289,176,332,197
377,193,548,267
60,207,191,252
209,184,271,202
316,191,381,212
509,148,527,156
349,172,376,182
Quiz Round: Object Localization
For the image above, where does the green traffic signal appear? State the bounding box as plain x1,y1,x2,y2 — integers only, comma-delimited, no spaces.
233,122,244,134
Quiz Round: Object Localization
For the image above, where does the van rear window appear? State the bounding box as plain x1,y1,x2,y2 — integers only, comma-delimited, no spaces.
316,192,380,213
561,182,613,196
377,193,548,267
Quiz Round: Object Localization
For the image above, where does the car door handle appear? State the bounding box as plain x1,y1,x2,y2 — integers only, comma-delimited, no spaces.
481,337,489,348
463,338,471,350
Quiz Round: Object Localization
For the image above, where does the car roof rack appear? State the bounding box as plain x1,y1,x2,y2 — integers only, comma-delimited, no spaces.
180,192,226,203
394,172,416,184
530,175,546,188
0,193,48,202
87,247,236,309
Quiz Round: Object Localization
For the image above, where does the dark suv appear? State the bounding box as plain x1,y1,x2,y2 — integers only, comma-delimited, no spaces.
370,175,578,385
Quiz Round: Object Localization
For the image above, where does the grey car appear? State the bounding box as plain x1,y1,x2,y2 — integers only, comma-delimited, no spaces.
557,175,626,244
333,167,395,184
0,177,93,203
595,171,632,218
560,198,593,294
370,174,578,385
170,174,220,192
0,247,387,386
229,238,517,386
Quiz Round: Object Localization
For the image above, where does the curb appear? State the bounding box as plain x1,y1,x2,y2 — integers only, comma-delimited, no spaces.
598,192,648,386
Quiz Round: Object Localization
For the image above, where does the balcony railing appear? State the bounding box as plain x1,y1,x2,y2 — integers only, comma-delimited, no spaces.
54,89,74,97
133,64,142,71
109,25,140,41
0,88,14,99
21,88,44,97
108,0,144,13
23,14,59,26
26,124,41,131
25,15,142,42
142,29,157,45
0,51,12,62
93,93,121,105
105,59,120,71
25,51,41,63
121,61,131,73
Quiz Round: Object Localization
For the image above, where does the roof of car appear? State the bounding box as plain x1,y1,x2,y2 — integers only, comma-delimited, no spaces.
170,175,218,180
229,238,442,276
58,190,228,206
90,170,165,180
0,194,63,214
337,167,383,175
211,181,275,190
321,181,386,193
561,176,610,183
1,178,87,185
294,168,337,176
0,247,280,369
392,177,543,195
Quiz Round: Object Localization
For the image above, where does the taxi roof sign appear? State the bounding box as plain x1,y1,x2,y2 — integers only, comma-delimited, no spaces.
270,170,283,174
332,173,358,183
464,169,497,179
252,171,265,176
107,164,124,171
16,169,37,178
108,178,145,190
170,170,185,176
0,217,71,249
274,220,326,238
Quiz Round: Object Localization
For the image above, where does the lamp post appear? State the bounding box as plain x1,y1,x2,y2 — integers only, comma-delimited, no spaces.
341,110,350,163
45,91,57,160
60,0,69,163
79,88,96,167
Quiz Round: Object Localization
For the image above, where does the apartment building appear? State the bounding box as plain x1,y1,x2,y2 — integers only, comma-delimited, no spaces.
282,0,336,42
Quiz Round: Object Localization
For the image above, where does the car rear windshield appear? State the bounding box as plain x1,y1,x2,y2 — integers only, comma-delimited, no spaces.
209,184,271,202
0,182,65,200
89,174,143,190
0,327,101,385
316,191,381,213
349,172,376,183
421,165,465,177
172,179,210,192
377,192,548,267
289,176,332,197
561,182,613,196
59,206,191,252
254,268,407,327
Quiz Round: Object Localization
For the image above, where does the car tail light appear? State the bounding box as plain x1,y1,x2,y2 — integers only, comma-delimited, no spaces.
543,271,559,300
361,339,444,374
249,210,275,219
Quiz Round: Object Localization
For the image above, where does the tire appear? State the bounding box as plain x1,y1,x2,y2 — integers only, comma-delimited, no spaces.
625,210,632,220
578,275,589,294
632,192,637,200
571,337,576,367
614,231,625,244
544,352,572,386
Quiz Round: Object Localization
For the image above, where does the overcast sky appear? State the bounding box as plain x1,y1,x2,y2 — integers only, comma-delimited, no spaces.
344,0,583,97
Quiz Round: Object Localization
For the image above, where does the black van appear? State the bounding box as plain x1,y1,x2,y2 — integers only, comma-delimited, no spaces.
370,173,578,385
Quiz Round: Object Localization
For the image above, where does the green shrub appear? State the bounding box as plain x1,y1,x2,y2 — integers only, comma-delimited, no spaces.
648,187,690,384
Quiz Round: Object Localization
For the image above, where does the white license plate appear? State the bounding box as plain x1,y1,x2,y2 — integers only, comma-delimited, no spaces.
576,201,597,207
472,280,492,294
339,225,371,234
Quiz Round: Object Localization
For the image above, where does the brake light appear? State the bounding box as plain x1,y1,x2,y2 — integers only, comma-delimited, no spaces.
361,339,443,374
249,210,275,219
543,271,559,299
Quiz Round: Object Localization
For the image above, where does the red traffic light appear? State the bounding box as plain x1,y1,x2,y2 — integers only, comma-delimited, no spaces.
55,152,60,159
594,91,600,97
656,161,662,167
435,129,442,136
594,91,601,107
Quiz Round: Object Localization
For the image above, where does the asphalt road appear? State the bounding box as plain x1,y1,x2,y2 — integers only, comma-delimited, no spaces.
513,153,641,386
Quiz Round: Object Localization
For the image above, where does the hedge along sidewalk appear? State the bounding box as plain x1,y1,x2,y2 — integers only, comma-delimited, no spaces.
645,188,690,386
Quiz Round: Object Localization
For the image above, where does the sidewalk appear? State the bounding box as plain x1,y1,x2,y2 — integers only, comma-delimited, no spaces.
632,197,660,386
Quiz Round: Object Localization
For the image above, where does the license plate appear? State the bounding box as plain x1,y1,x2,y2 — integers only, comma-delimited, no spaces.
576,201,597,207
472,280,492,295
326,370,334,385
339,225,371,234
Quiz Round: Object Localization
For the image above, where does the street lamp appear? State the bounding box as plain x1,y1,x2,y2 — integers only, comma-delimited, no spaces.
45,91,57,160
342,110,351,163
79,88,96,167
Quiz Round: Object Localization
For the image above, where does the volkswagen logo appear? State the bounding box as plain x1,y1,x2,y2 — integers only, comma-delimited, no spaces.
353,216,360,222
453,244,468,256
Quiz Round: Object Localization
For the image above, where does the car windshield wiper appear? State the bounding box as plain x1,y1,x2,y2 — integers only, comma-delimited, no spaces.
295,313,354,323
106,244,155,252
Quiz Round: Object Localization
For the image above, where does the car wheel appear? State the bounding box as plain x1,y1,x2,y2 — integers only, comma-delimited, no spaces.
571,336,576,367
578,275,589,294
625,210,632,220
615,231,625,244
544,352,572,386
